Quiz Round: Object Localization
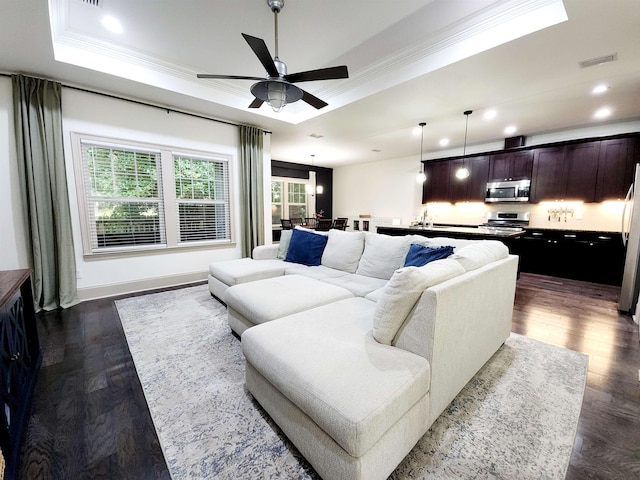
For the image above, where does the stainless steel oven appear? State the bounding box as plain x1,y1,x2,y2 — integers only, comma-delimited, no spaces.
485,179,530,203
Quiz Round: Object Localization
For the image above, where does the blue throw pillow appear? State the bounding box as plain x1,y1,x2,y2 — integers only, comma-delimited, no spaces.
404,244,454,267
284,228,329,266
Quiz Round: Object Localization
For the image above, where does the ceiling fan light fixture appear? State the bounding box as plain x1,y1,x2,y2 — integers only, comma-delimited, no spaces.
251,79,303,112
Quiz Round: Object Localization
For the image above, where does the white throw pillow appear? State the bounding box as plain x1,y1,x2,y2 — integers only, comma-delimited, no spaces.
355,232,410,280
450,241,509,272
321,229,365,273
373,259,465,345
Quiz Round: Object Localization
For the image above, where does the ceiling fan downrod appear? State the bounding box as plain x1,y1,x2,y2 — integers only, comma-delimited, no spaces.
268,0,285,76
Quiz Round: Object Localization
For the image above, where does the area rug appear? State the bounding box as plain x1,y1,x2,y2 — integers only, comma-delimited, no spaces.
115,284,588,480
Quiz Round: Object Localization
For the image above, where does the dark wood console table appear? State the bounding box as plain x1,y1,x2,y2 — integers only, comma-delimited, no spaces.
0,270,41,479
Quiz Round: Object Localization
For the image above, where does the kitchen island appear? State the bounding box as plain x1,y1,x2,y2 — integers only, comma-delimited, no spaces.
376,224,525,239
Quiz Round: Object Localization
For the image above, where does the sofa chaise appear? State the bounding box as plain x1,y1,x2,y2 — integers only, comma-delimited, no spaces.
207,227,519,480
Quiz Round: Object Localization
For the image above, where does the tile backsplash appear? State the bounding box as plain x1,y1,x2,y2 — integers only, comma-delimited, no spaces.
423,201,625,233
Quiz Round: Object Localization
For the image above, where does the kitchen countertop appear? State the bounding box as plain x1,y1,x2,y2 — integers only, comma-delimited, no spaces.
378,225,525,238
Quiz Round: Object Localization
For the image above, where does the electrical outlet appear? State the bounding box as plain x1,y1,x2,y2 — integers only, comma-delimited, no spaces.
76,269,83,279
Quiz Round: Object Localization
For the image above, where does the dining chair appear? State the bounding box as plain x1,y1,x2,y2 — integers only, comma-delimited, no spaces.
332,218,348,230
280,219,293,230
316,219,333,231
305,217,318,228
291,217,304,227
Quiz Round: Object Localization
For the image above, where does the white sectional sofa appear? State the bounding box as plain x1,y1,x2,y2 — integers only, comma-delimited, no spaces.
207,227,519,480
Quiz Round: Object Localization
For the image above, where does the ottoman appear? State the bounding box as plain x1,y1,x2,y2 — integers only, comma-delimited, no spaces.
208,257,287,301
223,275,355,335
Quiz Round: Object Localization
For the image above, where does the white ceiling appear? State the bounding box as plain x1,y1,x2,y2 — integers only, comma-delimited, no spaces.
1,0,639,168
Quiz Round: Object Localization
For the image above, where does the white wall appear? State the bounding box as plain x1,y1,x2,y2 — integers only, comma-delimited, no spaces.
334,120,640,233
0,77,30,270
62,89,251,300
0,78,271,301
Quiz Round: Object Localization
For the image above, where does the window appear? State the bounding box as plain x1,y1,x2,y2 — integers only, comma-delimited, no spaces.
174,155,230,242
82,143,165,249
271,177,310,226
73,134,233,255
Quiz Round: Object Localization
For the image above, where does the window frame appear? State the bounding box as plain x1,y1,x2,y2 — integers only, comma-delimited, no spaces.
71,133,235,258
271,176,311,227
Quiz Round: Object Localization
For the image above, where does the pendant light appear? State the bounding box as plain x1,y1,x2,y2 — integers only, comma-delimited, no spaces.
305,155,323,195
416,122,427,183
455,110,472,180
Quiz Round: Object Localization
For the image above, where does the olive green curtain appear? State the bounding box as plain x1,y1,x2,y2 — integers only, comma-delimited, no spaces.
12,74,77,311
239,125,265,257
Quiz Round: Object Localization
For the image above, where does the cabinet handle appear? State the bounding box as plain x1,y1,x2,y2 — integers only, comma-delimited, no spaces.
564,234,577,238
598,236,611,240
532,232,543,236
10,352,20,361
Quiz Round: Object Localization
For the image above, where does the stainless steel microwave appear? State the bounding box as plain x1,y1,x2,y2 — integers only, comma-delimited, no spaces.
485,179,530,202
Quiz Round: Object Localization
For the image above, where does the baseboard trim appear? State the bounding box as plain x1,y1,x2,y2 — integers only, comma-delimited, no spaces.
77,271,208,302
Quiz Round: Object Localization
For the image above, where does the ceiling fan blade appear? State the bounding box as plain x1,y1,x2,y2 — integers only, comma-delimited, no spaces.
285,65,349,83
197,74,265,80
242,33,279,78
248,98,264,109
301,90,328,110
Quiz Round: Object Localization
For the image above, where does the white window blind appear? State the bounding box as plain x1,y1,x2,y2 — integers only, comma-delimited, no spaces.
174,155,231,243
81,141,166,251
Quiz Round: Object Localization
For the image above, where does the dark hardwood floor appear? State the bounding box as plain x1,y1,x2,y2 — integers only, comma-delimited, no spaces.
18,274,640,479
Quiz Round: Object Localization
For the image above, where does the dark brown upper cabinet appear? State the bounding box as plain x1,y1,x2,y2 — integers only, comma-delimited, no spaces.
530,146,566,202
422,160,451,203
448,155,490,203
488,150,533,181
562,141,601,202
595,138,633,201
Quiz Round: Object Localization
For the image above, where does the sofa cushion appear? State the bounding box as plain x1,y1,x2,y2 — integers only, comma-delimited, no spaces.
355,232,409,280
277,229,293,259
284,264,349,280
403,244,454,267
208,257,287,287
322,273,389,297
224,275,354,326
285,228,329,266
372,259,465,345
321,229,365,273
241,297,430,458
451,240,509,272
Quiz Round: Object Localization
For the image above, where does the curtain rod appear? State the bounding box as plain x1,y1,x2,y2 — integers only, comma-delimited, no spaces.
0,72,272,134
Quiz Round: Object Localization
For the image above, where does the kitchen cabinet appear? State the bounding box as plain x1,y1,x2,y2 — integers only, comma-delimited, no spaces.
488,150,533,181
530,146,566,202
563,141,600,201
515,229,624,285
595,137,633,201
421,133,640,205
422,160,450,203
449,155,490,203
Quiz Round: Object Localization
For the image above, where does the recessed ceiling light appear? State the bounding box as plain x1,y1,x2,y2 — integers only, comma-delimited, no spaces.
309,133,324,139
484,109,497,120
504,125,517,135
592,85,609,95
101,15,123,34
371,148,381,153
439,138,450,147
594,107,612,119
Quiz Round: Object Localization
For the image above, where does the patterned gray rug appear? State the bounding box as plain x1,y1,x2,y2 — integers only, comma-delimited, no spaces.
115,284,588,480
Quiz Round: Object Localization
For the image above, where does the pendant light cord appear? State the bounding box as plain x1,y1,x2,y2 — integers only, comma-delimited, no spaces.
463,110,472,156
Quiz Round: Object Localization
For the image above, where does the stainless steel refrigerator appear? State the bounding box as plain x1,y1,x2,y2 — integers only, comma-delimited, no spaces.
619,164,640,319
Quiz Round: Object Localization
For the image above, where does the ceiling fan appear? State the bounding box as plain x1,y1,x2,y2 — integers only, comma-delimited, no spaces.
197,0,349,112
